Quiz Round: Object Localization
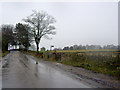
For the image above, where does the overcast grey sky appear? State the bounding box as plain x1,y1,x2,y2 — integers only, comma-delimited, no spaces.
0,2,118,49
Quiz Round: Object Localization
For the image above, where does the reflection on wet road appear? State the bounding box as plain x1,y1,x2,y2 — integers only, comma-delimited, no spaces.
2,51,92,88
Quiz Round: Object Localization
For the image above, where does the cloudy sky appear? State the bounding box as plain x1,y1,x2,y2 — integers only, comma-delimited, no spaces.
0,1,118,50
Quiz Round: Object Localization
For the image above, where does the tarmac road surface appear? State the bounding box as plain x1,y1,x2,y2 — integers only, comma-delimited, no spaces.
2,51,94,88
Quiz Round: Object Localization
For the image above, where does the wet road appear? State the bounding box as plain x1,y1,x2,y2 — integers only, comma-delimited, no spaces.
2,51,92,88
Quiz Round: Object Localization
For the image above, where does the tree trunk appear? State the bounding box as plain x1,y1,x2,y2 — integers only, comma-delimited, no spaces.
37,43,39,53
36,43,39,64
35,38,41,64
6,43,8,51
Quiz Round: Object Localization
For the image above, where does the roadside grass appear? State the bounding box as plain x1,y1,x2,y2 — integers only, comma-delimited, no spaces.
0,51,1,57
22,50,120,80
0,51,9,57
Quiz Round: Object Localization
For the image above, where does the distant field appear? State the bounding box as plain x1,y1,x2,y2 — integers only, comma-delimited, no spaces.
56,49,119,53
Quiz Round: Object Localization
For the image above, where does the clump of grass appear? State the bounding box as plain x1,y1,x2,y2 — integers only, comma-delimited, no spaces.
1,51,9,57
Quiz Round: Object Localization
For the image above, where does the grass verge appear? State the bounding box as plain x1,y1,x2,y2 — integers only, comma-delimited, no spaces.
0,51,9,57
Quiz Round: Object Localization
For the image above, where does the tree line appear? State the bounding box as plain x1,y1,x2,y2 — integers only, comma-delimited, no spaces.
1,24,31,52
54,44,120,50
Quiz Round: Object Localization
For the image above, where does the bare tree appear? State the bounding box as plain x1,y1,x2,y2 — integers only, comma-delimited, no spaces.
23,10,56,53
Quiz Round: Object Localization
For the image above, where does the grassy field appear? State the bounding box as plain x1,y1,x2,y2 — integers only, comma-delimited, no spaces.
23,49,120,80
57,49,119,53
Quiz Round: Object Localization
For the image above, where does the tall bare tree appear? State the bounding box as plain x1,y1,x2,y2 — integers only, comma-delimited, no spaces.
23,10,56,53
